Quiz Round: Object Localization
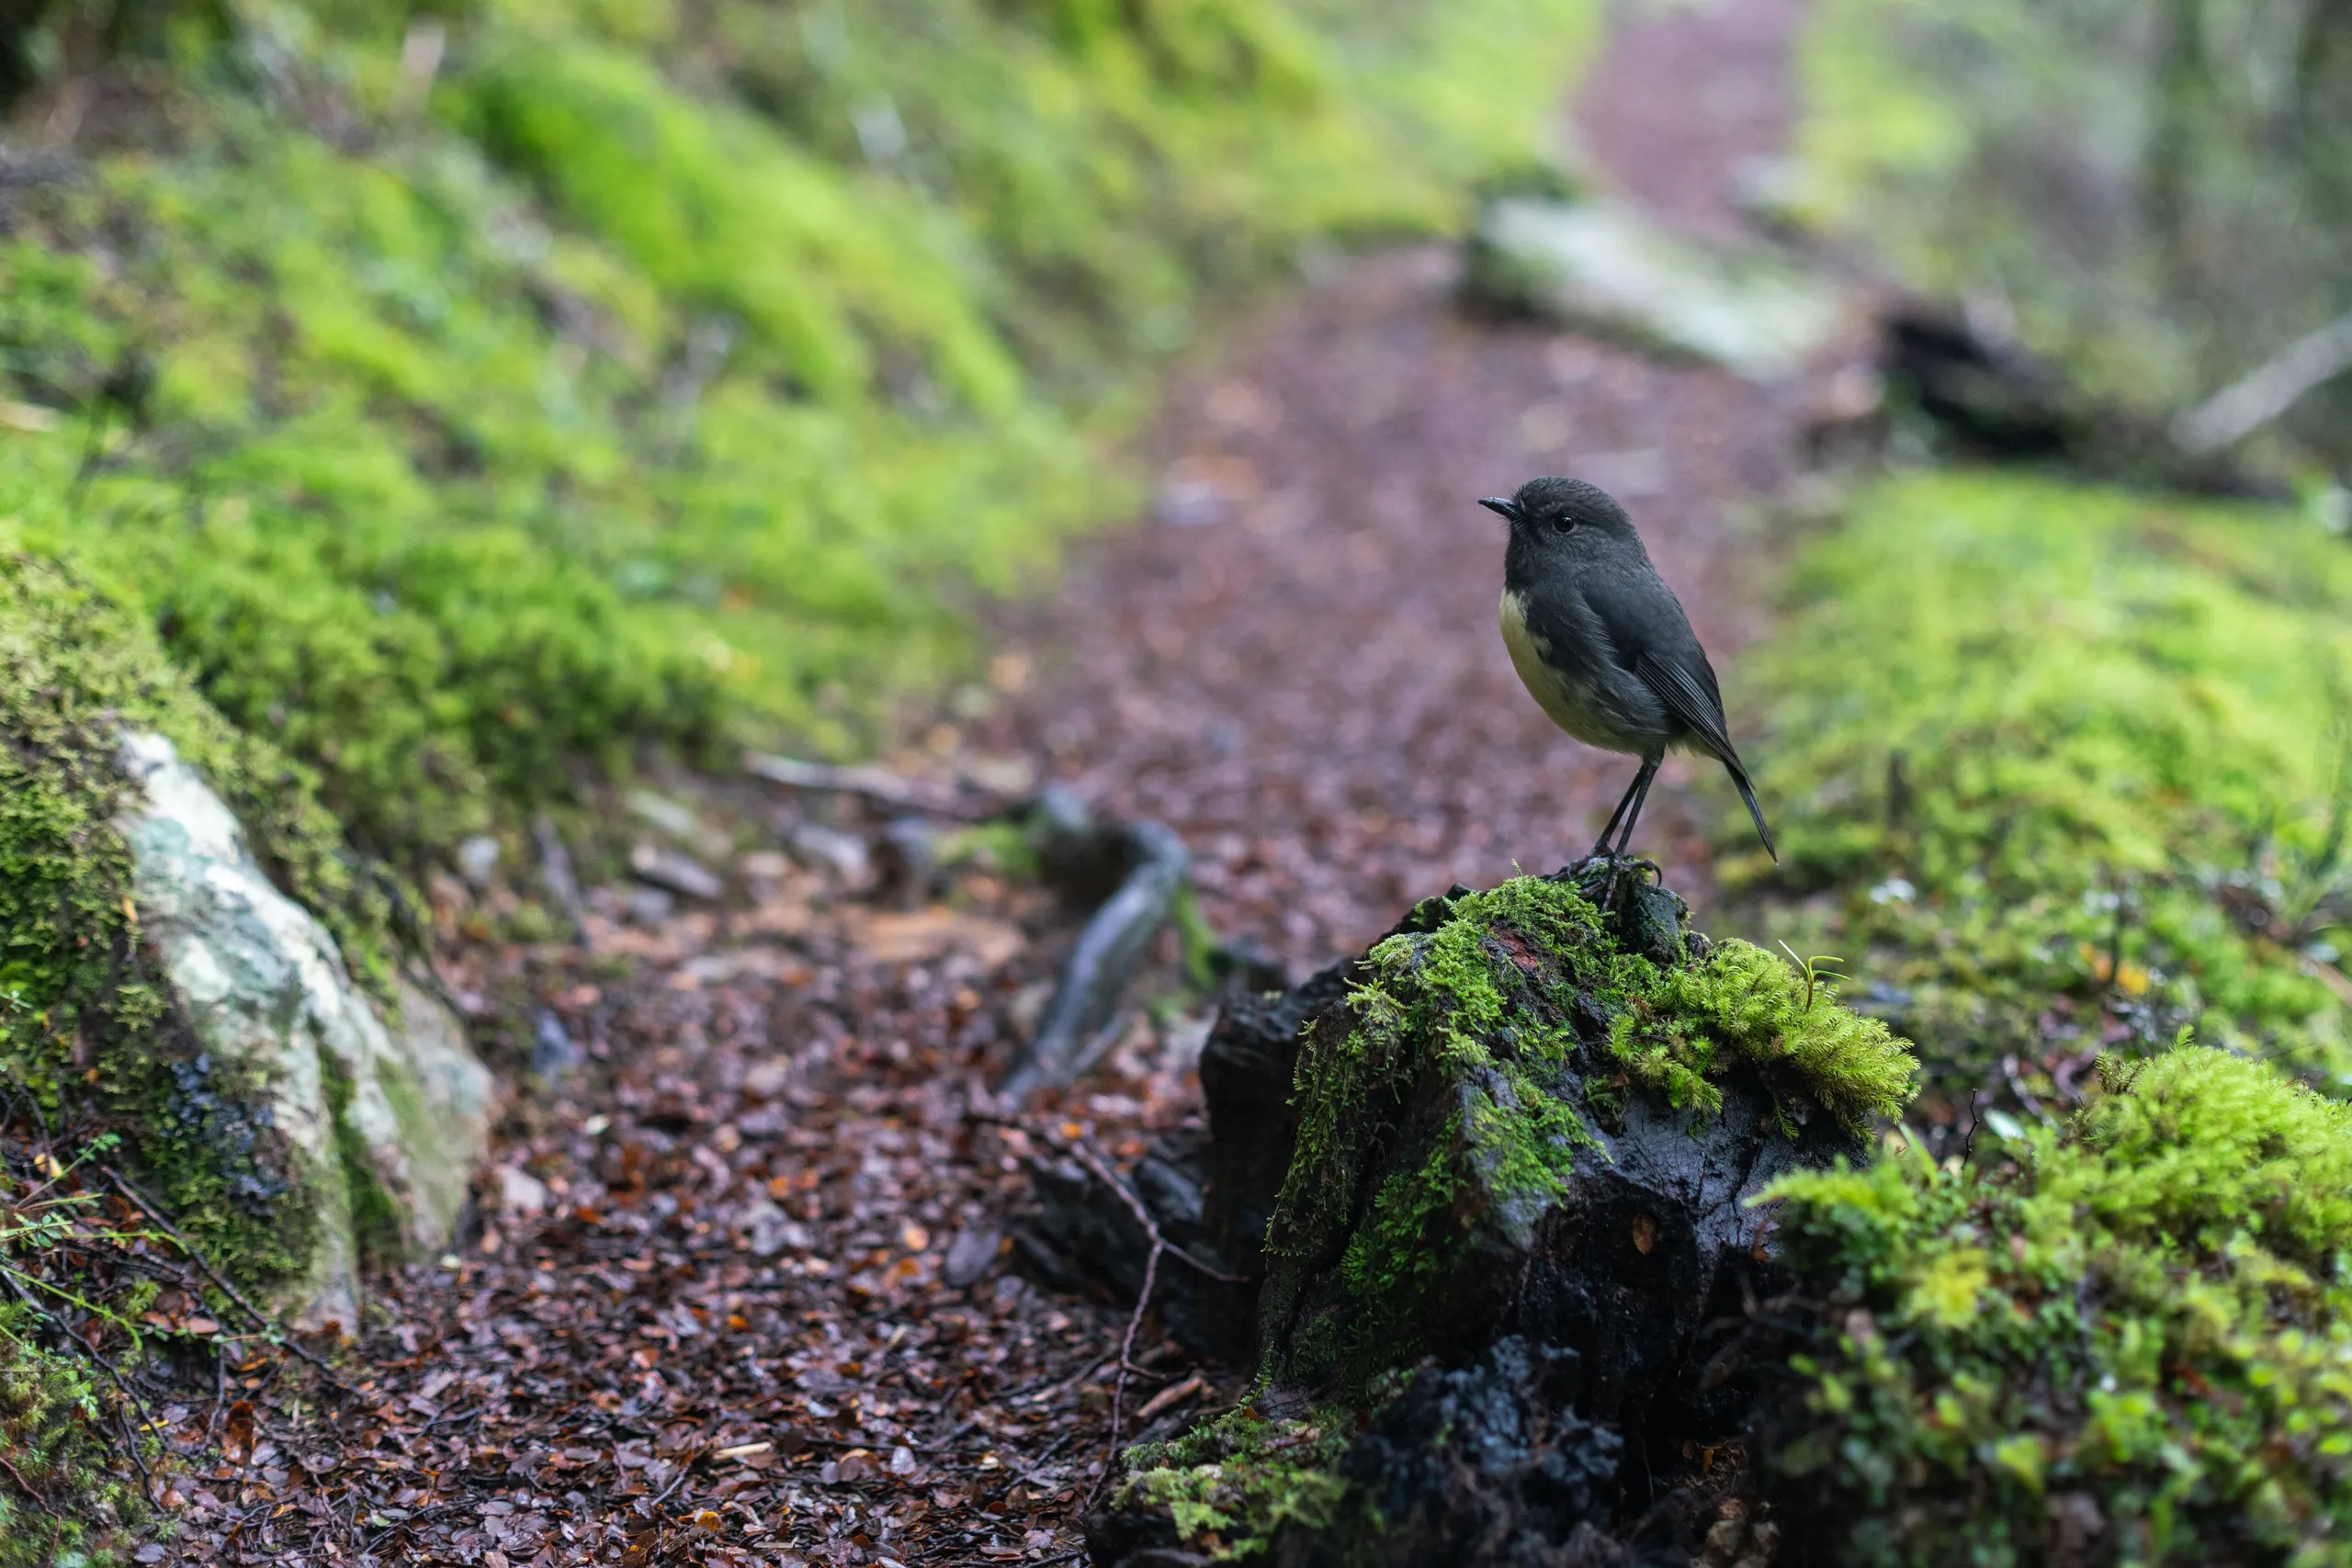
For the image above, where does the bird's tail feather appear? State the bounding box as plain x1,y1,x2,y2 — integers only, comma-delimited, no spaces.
1726,761,1778,863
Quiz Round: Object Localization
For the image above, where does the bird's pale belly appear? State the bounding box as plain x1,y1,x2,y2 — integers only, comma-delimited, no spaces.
1498,588,1639,754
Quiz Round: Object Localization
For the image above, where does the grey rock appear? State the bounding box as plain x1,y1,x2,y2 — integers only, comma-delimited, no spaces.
628,841,723,900
786,821,872,886
944,1224,1003,1288
455,834,502,889
531,1008,581,1077
623,885,676,925
1468,197,1846,381
119,732,499,1327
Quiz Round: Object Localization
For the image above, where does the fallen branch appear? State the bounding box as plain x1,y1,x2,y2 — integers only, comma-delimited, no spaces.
2174,309,2352,454
1001,822,1190,1100
743,750,999,819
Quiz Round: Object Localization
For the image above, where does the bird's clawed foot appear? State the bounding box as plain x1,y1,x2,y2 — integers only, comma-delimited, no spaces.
1561,851,1659,922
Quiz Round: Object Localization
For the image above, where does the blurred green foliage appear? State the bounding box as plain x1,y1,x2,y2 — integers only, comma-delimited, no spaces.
1770,1046,2352,1564
1792,0,2352,465
1733,471,2352,1098
0,0,1598,874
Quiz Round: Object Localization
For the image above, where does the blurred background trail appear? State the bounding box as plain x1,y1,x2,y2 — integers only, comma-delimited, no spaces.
978,0,1820,971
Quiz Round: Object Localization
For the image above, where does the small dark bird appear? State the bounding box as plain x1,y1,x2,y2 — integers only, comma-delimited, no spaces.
1480,477,1776,871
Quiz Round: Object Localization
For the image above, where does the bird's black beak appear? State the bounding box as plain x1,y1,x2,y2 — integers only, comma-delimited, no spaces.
1478,497,1521,523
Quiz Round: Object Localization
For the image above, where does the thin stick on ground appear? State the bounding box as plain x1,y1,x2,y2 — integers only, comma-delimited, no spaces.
0,1450,62,1522
101,1166,354,1394
650,1448,704,1514
1069,1141,1248,1507
1068,1142,1249,1288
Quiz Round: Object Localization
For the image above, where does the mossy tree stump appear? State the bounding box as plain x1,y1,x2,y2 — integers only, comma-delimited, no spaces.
1088,867,1917,1566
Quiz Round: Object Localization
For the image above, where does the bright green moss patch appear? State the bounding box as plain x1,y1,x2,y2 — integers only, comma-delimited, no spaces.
1114,1396,1355,1559
1735,471,2352,1096
1262,875,1916,1387
1615,938,1917,1131
1768,1044,2352,1565
0,1305,141,1564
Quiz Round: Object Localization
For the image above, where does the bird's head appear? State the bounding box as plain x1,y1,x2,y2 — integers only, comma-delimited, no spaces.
1478,477,1638,547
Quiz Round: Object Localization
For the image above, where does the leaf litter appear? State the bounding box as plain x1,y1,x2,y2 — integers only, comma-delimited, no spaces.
131,836,1228,1567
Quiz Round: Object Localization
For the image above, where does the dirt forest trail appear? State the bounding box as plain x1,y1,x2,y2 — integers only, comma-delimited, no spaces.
168,6,1836,1568
977,0,1823,974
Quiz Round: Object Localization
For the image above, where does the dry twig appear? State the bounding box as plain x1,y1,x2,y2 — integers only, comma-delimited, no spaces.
0,1450,61,1522
1069,1141,1247,1505
101,1167,354,1394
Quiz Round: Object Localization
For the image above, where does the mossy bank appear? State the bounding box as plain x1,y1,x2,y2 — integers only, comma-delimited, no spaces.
1770,1046,2352,1565
1730,471,2352,1122
0,0,1599,874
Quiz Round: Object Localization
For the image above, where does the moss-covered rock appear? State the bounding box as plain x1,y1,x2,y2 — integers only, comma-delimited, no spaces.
1,552,488,1319
120,730,496,1324
1764,1044,2352,1566
1091,868,1918,1565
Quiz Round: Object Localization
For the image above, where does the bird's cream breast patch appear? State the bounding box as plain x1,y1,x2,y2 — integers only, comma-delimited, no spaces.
1499,587,1618,749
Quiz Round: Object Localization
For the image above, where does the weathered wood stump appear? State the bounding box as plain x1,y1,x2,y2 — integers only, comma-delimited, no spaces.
1069,864,1916,1566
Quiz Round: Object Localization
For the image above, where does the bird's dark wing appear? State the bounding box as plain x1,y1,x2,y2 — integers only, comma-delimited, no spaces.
1577,561,1776,859
1573,560,1742,764
1636,643,1778,859
1633,648,1740,767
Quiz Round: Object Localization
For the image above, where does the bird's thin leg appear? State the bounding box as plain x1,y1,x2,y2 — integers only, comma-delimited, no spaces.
1589,768,1646,862
1600,759,1660,910
1611,760,1660,860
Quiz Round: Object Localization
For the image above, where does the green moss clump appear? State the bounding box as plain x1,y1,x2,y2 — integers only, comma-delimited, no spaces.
1263,875,1916,1389
0,1304,141,1565
1734,472,2352,1100
1767,1044,2352,1565
1114,1397,1355,1560
1616,937,1918,1130
0,547,383,1283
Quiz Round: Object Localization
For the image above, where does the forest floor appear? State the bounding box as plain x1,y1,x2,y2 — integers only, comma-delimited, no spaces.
148,3,1845,1565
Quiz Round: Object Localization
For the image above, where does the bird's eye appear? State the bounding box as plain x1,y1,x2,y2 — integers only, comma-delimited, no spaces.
1553,513,1577,532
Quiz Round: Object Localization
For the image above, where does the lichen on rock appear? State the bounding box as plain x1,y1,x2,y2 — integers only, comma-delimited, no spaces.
119,730,497,1325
